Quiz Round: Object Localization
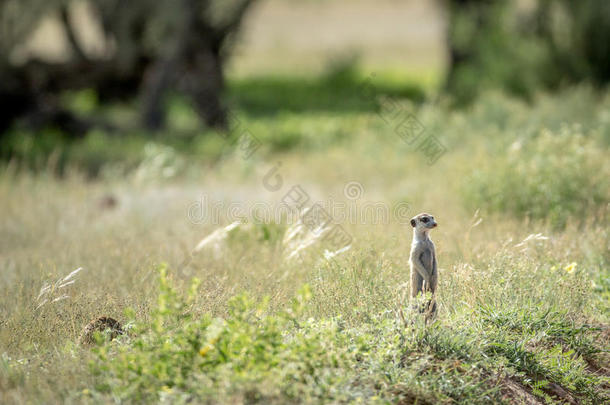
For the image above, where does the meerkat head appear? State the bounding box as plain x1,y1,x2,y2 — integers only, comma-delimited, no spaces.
410,213,437,232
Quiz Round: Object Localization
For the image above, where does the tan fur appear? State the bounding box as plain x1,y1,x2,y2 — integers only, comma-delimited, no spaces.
409,213,438,315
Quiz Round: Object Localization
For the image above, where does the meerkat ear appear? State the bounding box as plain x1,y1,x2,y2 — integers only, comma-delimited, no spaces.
410,219,416,227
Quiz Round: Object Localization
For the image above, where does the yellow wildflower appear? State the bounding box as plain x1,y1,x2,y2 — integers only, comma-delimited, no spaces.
199,335,220,357
565,262,577,274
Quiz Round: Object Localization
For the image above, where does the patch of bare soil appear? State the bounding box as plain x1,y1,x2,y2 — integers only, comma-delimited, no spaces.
500,377,543,405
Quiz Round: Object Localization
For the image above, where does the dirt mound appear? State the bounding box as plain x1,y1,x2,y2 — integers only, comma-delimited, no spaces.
78,316,124,346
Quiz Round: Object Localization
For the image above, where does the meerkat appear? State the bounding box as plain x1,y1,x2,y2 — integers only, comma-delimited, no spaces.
78,316,124,346
409,213,438,315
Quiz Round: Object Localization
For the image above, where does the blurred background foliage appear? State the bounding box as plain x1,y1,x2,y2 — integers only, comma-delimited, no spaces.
0,0,610,140
445,0,610,103
0,0,256,134
1,0,609,147
0,0,609,226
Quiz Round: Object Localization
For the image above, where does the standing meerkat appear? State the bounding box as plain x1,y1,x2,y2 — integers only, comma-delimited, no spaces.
409,213,438,314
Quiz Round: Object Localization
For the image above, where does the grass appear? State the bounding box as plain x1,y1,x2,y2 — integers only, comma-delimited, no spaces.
0,76,609,403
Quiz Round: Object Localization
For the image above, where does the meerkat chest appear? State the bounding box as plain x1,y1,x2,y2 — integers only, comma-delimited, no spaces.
419,248,434,270
411,240,435,267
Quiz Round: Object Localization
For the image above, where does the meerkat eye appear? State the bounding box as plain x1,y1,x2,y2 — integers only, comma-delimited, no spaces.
421,217,429,223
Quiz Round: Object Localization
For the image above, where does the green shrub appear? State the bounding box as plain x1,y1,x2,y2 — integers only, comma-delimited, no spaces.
91,266,354,403
463,127,609,228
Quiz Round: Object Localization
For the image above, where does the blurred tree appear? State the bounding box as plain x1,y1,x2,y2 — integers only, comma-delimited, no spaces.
0,0,257,136
537,0,610,86
444,0,549,103
443,0,610,104
444,0,504,103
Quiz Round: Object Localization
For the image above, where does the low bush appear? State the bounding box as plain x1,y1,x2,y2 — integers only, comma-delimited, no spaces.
463,126,609,228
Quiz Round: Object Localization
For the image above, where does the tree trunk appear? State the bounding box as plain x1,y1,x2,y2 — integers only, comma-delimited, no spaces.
184,49,227,129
